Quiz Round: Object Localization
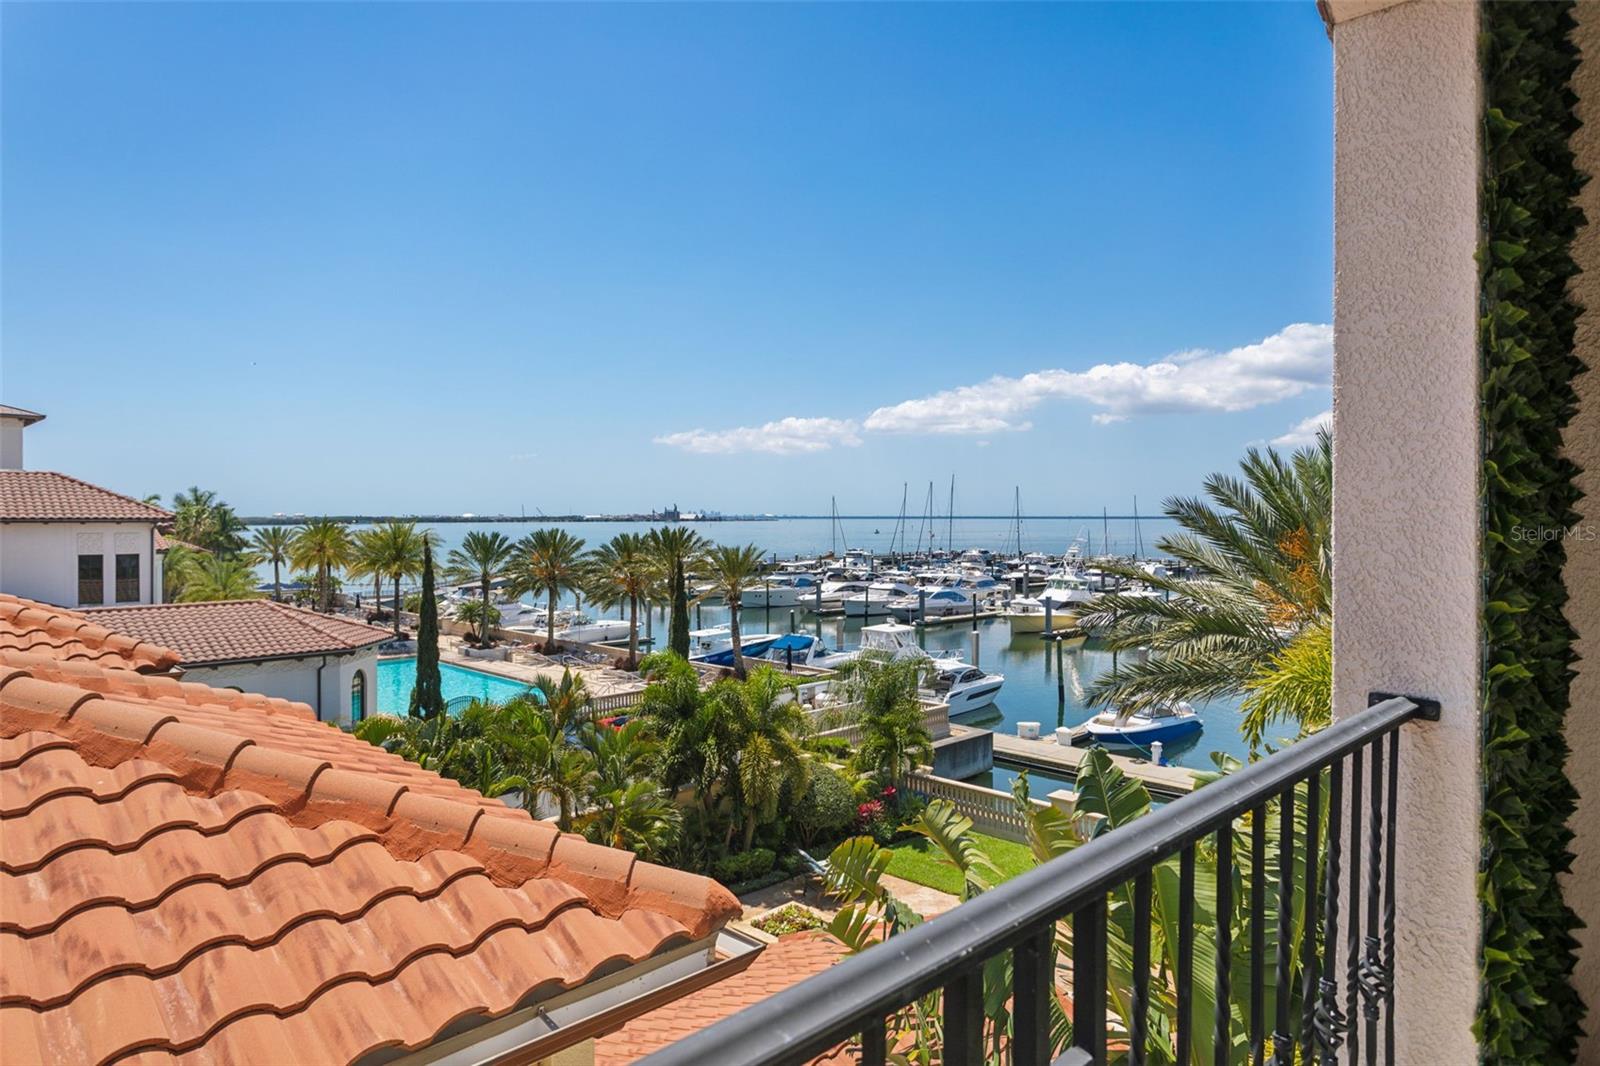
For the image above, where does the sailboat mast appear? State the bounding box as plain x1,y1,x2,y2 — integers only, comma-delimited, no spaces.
1133,496,1141,560
947,475,955,553
1102,507,1109,558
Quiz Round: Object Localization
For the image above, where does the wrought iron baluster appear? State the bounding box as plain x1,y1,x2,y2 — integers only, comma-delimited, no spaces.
1177,845,1196,1066
1132,871,1152,1066
1384,728,1400,1063
1216,826,1233,1066
943,967,984,1064
1299,773,1322,1066
1346,746,1364,1064
1073,895,1108,1062
1013,926,1054,1065
1361,737,1388,1066
1315,759,1346,1065
1251,804,1267,1066
859,1015,887,1066
1271,785,1295,1066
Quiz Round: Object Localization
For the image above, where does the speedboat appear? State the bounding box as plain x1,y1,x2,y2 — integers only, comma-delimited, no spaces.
747,633,858,671
1083,701,1203,745
841,580,920,617
740,575,821,609
556,617,632,644
1005,597,1049,633
929,662,1006,714
688,625,784,666
886,583,996,622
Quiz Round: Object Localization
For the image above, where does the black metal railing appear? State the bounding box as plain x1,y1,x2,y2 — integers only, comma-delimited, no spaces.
641,694,1439,1066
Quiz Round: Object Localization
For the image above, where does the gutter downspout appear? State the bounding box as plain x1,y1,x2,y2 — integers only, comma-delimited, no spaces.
315,654,329,722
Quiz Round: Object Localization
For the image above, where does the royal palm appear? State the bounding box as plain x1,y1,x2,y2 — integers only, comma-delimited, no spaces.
700,543,766,678
250,526,292,602
507,528,586,649
444,531,514,648
646,526,707,659
288,518,354,613
583,533,656,669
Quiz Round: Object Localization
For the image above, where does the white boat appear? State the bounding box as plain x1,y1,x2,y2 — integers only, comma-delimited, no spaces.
739,574,821,609
885,584,995,622
1005,597,1049,633
930,662,1006,715
1083,701,1202,745
747,633,858,670
841,580,919,618
687,625,785,665
556,617,632,644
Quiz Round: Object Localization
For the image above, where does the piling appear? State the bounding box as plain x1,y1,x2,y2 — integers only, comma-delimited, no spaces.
788,610,796,634
1056,639,1065,703
970,630,980,667
1044,600,1054,638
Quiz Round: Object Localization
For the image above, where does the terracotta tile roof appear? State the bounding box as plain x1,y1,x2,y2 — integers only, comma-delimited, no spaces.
82,600,392,665
0,595,181,674
595,930,852,1065
0,471,171,522
0,597,742,1065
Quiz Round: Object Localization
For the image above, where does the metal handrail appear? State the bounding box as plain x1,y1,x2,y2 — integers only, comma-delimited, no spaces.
641,695,1436,1066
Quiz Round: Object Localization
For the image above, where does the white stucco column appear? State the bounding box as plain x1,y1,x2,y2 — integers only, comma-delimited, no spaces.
1327,1,1481,1062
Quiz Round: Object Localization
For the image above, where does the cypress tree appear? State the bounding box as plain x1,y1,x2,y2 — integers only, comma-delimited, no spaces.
410,543,444,719
669,557,691,659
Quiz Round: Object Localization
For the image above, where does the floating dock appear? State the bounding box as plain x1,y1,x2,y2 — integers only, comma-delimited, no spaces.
990,731,1197,799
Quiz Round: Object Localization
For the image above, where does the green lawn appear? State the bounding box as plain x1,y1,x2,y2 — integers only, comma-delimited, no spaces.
883,832,1037,896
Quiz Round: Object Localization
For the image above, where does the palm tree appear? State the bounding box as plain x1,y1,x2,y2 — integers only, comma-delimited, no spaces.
350,527,389,611
1082,430,1331,753
174,555,263,602
488,693,593,829
507,528,587,650
444,531,514,648
843,654,935,789
170,487,248,555
289,518,354,613
583,533,656,669
699,543,766,678
250,526,292,601
709,666,811,851
578,719,681,857
366,521,432,636
646,526,708,659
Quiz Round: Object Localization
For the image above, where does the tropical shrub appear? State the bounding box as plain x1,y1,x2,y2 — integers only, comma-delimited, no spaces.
712,847,776,886
792,764,857,847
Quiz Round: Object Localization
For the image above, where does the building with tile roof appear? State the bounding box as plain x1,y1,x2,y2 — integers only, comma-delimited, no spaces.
596,930,851,1064
0,407,172,609
84,600,392,724
0,593,750,1065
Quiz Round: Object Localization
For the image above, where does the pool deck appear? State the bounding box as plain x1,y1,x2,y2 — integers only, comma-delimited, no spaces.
386,635,649,699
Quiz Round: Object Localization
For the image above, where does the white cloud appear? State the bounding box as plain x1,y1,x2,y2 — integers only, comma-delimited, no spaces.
1271,409,1332,448
863,323,1332,435
653,416,863,456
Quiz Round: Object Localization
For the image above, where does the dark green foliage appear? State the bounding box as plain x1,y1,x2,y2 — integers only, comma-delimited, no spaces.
410,544,444,719
712,847,775,885
793,765,858,846
1478,2,1587,1057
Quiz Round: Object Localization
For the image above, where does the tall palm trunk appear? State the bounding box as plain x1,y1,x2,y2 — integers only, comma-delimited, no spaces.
729,600,745,679
547,588,559,649
480,577,492,647
272,561,281,603
391,573,403,636
627,595,639,669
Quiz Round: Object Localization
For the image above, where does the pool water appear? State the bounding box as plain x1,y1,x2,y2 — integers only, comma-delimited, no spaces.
376,657,535,714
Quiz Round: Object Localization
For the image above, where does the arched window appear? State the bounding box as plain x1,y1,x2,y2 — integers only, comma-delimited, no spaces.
350,670,366,723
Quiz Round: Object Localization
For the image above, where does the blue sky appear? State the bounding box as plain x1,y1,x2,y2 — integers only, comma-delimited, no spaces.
1,2,1332,516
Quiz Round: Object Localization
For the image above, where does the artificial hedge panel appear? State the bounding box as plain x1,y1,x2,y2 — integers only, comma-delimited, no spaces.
1478,1,1587,1060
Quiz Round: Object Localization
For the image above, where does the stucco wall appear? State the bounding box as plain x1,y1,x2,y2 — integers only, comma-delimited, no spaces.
1328,1,1482,1061
1566,4,1600,1057
0,521,161,607
180,649,377,727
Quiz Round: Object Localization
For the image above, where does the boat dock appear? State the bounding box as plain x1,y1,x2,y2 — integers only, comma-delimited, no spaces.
990,731,1197,799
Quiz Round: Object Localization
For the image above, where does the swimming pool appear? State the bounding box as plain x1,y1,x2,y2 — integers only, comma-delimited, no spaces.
376,657,536,714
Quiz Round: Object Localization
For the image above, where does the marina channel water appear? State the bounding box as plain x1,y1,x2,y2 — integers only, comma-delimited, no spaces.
258,516,1294,794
